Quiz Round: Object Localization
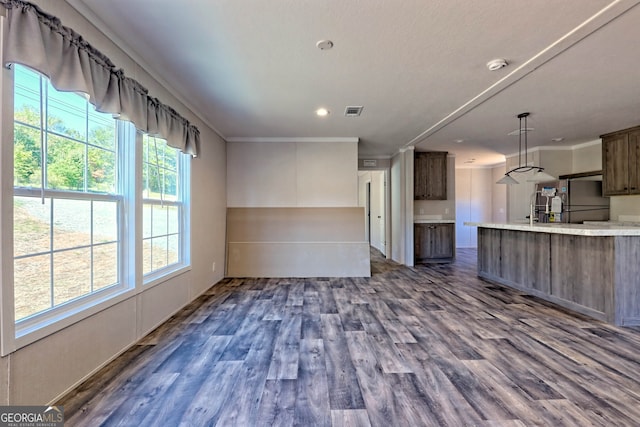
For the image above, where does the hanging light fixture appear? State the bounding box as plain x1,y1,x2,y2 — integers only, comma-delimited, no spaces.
496,112,556,184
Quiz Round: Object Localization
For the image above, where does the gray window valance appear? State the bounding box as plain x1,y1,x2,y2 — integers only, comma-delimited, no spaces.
1,0,199,157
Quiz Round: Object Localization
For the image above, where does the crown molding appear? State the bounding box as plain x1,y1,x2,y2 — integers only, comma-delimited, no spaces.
225,137,359,144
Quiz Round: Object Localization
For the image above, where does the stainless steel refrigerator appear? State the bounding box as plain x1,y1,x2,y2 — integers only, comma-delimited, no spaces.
534,179,610,223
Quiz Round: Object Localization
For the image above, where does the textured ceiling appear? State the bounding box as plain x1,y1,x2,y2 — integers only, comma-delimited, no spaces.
66,0,640,166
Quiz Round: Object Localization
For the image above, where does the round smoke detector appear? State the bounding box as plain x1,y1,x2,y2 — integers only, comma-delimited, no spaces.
316,40,334,50
486,58,508,71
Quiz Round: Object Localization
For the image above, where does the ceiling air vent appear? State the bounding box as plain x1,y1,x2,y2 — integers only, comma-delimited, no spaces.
344,106,363,117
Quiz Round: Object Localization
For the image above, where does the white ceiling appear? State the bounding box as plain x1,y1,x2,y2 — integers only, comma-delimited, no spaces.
66,0,640,167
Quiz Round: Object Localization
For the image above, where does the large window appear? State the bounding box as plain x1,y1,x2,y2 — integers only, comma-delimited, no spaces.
11,65,190,337
142,135,187,278
13,65,120,323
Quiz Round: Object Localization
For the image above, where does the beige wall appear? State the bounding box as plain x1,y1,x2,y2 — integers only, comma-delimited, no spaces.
226,208,370,277
226,140,368,276
1,1,227,404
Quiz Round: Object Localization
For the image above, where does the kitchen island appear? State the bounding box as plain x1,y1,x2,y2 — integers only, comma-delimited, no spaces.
465,222,640,326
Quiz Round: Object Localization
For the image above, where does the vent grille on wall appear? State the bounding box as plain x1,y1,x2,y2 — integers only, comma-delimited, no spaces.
344,106,363,117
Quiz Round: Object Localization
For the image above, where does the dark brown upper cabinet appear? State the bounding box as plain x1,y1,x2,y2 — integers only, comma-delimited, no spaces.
601,126,640,196
414,151,447,200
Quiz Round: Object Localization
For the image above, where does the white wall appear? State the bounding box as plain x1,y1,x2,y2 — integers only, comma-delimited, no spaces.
227,140,358,207
1,1,227,404
455,168,493,248
492,164,507,222
358,171,371,241
390,152,405,263
572,140,602,172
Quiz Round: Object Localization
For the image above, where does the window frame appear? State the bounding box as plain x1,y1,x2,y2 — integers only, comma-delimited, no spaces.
1,64,191,356
141,134,191,283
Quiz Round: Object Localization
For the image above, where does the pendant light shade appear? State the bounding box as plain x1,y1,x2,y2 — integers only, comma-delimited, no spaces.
496,174,520,185
526,170,557,182
496,112,556,184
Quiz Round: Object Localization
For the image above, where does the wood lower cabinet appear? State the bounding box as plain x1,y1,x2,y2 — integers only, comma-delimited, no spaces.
415,223,454,263
414,152,447,200
601,126,640,196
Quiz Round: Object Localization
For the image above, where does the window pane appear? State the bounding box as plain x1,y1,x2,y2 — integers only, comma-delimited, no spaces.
163,144,177,170
142,238,152,275
143,204,152,238
152,236,168,270
88,146,116,193
146,166,161,200
14,196,51,257
88,111,115,150
47,135,85,191
93,243,118,290
152,205,167,236
46,82,86,140
168,235,179,265
14,254,51,320
14,123,42,187
14,65,42,127
54,199,91,249
93,201,118,243
167,206,179,234
53,247,91,305
163,170,177,201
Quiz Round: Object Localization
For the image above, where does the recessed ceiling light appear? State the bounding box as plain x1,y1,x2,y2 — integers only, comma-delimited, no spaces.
316,40,334,50
316,108,330,117
551,137,564,142
486,58,508,71
454,139,464,143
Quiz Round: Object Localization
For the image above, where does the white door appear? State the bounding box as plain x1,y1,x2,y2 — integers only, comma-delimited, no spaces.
370,171,386,255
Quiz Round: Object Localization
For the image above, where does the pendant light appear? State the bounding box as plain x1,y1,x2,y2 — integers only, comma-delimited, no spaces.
496,112,556,184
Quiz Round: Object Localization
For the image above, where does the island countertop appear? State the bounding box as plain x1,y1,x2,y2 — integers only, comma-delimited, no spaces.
464,221,640,236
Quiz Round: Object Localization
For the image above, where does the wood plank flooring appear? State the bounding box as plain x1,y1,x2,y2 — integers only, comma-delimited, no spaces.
60,249,640,426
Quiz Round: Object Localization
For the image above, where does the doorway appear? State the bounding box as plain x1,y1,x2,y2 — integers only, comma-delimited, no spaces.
358,170,388,257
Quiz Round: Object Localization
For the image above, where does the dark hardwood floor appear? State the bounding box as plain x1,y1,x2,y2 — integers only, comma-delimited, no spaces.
61,249,640,426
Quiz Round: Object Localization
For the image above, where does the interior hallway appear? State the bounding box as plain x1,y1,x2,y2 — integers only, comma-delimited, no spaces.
61,249,640,426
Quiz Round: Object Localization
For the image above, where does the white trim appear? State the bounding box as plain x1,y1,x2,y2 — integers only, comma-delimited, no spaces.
504,139,603,159
358,155,392,160
455,164,499,170
1,14,17,356
571,139,602,150
226,136,359,144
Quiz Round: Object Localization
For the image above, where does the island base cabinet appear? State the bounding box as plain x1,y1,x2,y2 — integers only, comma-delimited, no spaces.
550,235,614,319
476,227,640,326
614,237,640,324
501,230,551,293
478,228,550,294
